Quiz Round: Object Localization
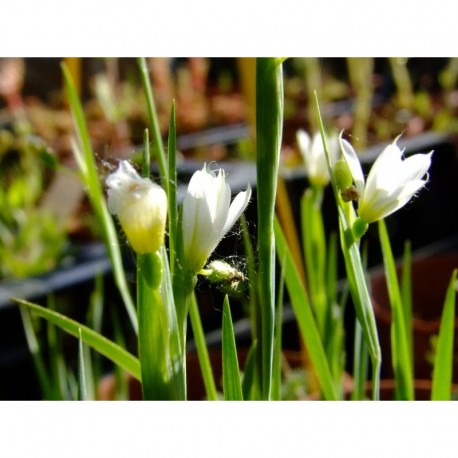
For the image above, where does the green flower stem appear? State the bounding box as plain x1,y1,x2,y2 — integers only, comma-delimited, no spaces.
256,57,284,400
188,292,218,400
315,92,381,400
137,251,172,400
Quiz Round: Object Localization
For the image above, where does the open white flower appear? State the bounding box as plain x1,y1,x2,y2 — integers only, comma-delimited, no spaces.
296,130,339,187
182,164,252,273
339,134,433,224
106,160,167,254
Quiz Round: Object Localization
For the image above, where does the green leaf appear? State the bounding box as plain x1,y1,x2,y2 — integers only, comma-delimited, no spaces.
432,269,457,401
137,58,168,188
18,306,52,398
242,341,259,401
272,255,286,401
256,57,284,400
14,298,141,381
378,220,413,400
62,62,137,334
274,217,338,400
77,328,88,401
222,296,243,401
168,100,178,275
301,187,327,336
188,292,218,401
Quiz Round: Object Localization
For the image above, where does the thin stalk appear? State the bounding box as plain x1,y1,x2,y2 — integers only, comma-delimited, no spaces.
137,57,168,188
168,100,178,274
315,92,381,400
188,292,218,400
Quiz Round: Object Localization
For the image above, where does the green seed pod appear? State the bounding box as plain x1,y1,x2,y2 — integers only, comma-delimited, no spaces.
334,160,353,191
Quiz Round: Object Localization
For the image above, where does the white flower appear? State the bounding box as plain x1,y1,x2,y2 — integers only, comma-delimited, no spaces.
339,134,433,224
106,160,167,254
296,130,339,187
182,164,252,273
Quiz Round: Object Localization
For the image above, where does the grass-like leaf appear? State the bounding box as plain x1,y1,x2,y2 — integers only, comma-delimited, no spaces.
256,57,284,400
378,219,413,400
242,341,259,401
14,298,141,381
271,255,286,401
189,293,218,401
274,217,338,400
137,57,168,187
61,62,137,334
431,269,457,400
222,295,243,401
77,328,88,401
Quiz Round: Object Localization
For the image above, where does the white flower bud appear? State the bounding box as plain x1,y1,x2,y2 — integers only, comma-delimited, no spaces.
106,160,167,254
296,130,339,187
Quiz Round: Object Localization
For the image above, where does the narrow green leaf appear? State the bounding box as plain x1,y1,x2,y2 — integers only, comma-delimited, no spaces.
241,341,259,401
222,296,243,401
301,188,327,336
378,219,413,400
77,328,87,401
188,293,218,401
351,320,369,400
274,217,338,400
62,62,137,334
136,57,168,187
14,298,141,381
432,269,457,400
168,100,178,274
256,57,284,400
272,255,286,401
18,307,52,398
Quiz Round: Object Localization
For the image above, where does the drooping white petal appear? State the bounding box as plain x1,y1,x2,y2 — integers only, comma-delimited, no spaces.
339,134,365,197
222,184,252,237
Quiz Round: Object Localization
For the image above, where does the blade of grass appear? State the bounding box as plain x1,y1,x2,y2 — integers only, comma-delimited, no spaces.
77,328,88,401
168,100,178,274
188,292,218,401
274,217,338,400
242,341,259,401
271,254,286,401
378,219,413,400
222,295,243,401
62,62,137,334
301,187,327,336
18,307,52,399
431,269,457,400
136,57,168,187
13,298,141,381
256,57,284,400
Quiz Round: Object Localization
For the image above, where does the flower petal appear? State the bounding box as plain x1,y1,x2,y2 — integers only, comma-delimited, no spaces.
222,184,252,237
339,134,365,197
